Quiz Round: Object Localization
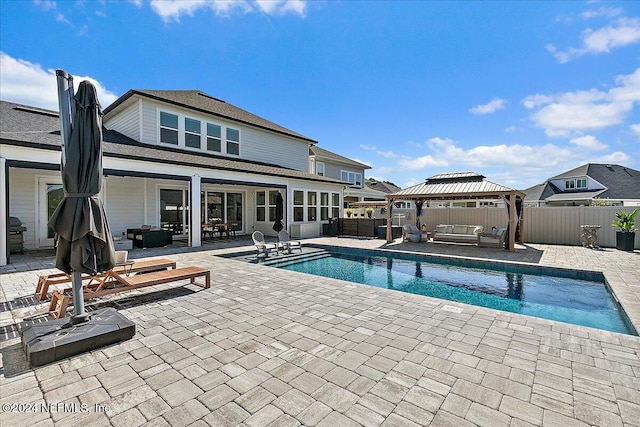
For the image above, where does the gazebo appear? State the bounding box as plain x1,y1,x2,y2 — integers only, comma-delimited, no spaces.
385,172,526,251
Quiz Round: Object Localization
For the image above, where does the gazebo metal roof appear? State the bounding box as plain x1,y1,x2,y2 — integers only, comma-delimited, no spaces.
389,172,525,200
384,172,526,251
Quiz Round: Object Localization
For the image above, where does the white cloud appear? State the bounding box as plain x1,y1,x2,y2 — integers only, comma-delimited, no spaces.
469,98,507,115
148,0,306,22
0,52,118,111
523,68,640,137
395,135,629,181
630,124,640,141
359,143,398,158
581,7,623,20
549,17,640,63
569,135,608,151
359,144,377,151
505,126,518,133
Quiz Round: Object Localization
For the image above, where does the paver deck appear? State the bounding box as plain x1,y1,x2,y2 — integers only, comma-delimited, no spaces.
1,237,639,426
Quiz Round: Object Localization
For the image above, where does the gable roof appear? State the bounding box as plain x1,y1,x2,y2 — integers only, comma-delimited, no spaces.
525,163,640,202
103,89,317,144
0,101,342,185
309,146,371,170
365,178,401,194
391,171,523,199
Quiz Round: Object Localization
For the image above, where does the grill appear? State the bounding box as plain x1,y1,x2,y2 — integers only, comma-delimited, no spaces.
9,216,27,254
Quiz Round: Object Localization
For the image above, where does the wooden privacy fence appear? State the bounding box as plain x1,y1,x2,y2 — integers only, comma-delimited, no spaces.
397,206,640,249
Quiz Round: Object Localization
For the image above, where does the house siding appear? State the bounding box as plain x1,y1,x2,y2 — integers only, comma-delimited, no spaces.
104,176,146,237
106,98,310,171
103,101,140,141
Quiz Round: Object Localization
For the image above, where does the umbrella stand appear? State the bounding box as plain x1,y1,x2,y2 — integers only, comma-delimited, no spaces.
56,70,90,325
19,71,136,367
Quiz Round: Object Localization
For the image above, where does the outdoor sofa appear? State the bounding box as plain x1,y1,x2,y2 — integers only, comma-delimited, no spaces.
433,224,483,244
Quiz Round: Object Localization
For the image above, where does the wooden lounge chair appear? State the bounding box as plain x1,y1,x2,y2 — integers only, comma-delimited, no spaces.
277,230,302,254
35,258,177,301
48,266,210,319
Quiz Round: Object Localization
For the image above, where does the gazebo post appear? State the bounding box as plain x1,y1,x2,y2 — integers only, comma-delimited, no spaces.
386,197,393,243
508,191,516,252
518,197,525,244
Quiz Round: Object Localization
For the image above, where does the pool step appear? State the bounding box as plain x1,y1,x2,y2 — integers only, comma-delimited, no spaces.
261,249,331,267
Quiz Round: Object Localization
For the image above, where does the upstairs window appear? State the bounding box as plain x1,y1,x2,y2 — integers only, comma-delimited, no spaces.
577,178,587,189
341,171,363,187
316,162,325,176
160,112,178,145
565,180,575,190
227,128,240,155
185,118,201,149
207,123,221,152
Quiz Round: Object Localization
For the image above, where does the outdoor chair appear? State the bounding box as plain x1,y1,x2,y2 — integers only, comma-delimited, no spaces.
477,227,507,248
35,258,177,301
278,230,302,254
402,224,424,242
252,231,277,257
48,265,210,319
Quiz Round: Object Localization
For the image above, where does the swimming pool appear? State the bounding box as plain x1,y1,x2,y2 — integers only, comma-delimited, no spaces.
268,249,636,335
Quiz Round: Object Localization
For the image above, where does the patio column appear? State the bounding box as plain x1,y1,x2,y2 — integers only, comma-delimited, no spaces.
0,158,7,266
386,197,393,243
191,174,201,247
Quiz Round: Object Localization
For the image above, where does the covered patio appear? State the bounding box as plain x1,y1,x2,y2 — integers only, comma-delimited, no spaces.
385,172,526,251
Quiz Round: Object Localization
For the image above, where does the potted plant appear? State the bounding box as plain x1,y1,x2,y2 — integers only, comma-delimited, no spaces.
365,207,374,219
345,208,353,218
612,209,638,251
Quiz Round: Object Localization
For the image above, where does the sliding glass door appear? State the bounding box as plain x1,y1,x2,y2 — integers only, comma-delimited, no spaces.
160,188,189,235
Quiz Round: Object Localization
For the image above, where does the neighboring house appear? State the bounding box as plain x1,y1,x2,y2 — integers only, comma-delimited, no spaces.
308,145,376,212
523,163,640,207
1,91,345,265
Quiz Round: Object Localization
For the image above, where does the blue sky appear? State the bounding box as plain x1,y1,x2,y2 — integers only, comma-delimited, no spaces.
1,0,639,190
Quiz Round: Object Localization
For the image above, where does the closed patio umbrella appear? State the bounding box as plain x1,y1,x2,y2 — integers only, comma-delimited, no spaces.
48,73,115,324
415,199,424,228
272,192,284,232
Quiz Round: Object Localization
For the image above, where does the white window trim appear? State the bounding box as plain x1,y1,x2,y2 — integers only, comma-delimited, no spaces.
184,117,202,150
157,108,241,157
341,170,363,187
293,189,341,222
159,111,180,147
316,162,325,176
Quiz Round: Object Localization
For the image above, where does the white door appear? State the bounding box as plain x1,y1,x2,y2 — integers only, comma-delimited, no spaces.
38,178,64,248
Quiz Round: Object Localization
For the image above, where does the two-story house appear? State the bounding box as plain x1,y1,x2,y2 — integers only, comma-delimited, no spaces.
523,163,640,207
1,89,346,265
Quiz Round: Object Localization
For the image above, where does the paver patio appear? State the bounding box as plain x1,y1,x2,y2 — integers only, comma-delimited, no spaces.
1,237,639,426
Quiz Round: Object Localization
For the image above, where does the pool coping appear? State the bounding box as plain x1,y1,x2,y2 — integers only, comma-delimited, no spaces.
249,243,637,337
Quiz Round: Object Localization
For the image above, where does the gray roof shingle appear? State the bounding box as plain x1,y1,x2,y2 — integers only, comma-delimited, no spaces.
104,89,317,144
309,146,371,170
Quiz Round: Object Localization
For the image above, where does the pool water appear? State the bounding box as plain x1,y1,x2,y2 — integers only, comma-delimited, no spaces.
273,251,635,335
